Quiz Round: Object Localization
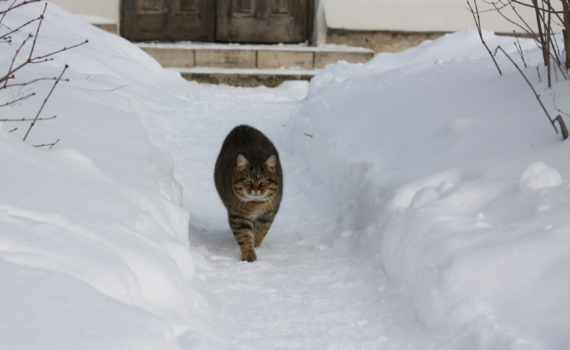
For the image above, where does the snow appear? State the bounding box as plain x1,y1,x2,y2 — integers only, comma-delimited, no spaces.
1,2,569,350
75,14,116,25
519,162,563,193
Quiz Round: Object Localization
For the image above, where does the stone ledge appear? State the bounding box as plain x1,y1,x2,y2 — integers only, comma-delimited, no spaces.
326,28,448,54
195,49,256,69
139,45,374,70
257,50,314,70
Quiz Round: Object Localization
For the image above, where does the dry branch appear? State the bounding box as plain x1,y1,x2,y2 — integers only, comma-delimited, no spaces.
468,0,503,75
23,64,68,141
555,115,569,139
553,92,570,117
0,115,55,122
513,30,528,67
0,92,35,107
33,139,59,149
495,46,558,133
0,1,88,147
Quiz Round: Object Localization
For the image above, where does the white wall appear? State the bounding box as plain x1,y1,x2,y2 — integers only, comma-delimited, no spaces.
315,0,563,45
47,0,562,45
48,0,120,24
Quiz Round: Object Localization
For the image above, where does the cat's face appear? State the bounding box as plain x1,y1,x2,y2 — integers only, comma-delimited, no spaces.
232,154,279,202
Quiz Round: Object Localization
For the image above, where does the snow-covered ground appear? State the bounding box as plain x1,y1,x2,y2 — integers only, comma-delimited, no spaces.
0,2,569,350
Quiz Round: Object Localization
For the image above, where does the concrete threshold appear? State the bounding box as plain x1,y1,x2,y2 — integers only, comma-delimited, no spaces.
136,42,374,70
170,67,318,88
137,42,372,87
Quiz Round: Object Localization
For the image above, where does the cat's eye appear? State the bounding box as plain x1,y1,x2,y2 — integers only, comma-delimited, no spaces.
261,179,267,183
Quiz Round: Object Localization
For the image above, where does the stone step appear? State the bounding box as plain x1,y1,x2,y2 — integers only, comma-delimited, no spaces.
168,67,318,88
136,42,374,70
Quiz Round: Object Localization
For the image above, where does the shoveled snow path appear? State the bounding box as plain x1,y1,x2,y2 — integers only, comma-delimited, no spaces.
160,81,438,349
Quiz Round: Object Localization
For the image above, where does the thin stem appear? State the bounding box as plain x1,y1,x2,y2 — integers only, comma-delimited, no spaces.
2,34,32,86
33,139,59,149
0,93,35,108
553,92,570,117
514,30,527,68
0,115,56,122
495,45,558,133
5,77,65,88
0,0,41,16
23,65,68,142
468,0,503,75
30,40,88,62
28,3,47,62
0,16,40,42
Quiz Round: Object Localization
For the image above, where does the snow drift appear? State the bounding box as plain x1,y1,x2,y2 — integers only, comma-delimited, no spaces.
286,29,570,349
0,2,200,349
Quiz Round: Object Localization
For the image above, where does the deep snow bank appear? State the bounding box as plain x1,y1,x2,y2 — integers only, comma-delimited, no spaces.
0,2,201,349
286,30,570,349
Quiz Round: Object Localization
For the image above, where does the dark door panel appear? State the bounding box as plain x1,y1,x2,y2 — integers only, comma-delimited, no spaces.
121,0,216,41
216,0,309,43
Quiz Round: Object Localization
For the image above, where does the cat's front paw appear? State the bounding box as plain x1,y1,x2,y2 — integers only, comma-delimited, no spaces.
240,249,257,262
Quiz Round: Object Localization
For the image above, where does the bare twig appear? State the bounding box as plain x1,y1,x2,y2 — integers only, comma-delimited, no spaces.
304,133,313,137
5,77,66,88
546,0,552,88
532,0,549,65
0,1,88,147
8,127,17,133
553,92,570,117
23,65,68,141
0,0,41,16
537,66,542,82
495,45,558,133
0,0,40,25
509,0,563,16
0,35,87,86
0,115,56,122
30,39,88,62
27,3,47,62
0,92,35,107
33,139,59,149
107,84,127,92
2,34,33,87
563,0,570,69
0,16,41,42
513,30,527,68
485,0,537,39
555,115,569,139
468,0,503,75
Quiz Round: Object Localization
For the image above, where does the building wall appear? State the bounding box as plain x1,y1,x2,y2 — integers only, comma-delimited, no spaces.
48,0,120,24
315,0,563,46
47,0,562,49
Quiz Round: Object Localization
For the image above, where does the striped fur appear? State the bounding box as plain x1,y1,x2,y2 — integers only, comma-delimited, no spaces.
214,125,283,262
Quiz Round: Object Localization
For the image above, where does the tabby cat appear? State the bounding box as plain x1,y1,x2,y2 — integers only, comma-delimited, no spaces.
214,125,283,262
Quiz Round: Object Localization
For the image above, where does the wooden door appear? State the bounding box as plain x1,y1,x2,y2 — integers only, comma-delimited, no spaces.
121,0,216,41
216,0,310,43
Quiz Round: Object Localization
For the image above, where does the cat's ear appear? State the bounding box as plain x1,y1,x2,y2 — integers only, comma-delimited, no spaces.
237,154,250,169
264,155,277,172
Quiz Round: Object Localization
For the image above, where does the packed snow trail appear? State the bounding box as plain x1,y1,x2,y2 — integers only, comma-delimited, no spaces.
159,82,442,349
2,3,569,349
